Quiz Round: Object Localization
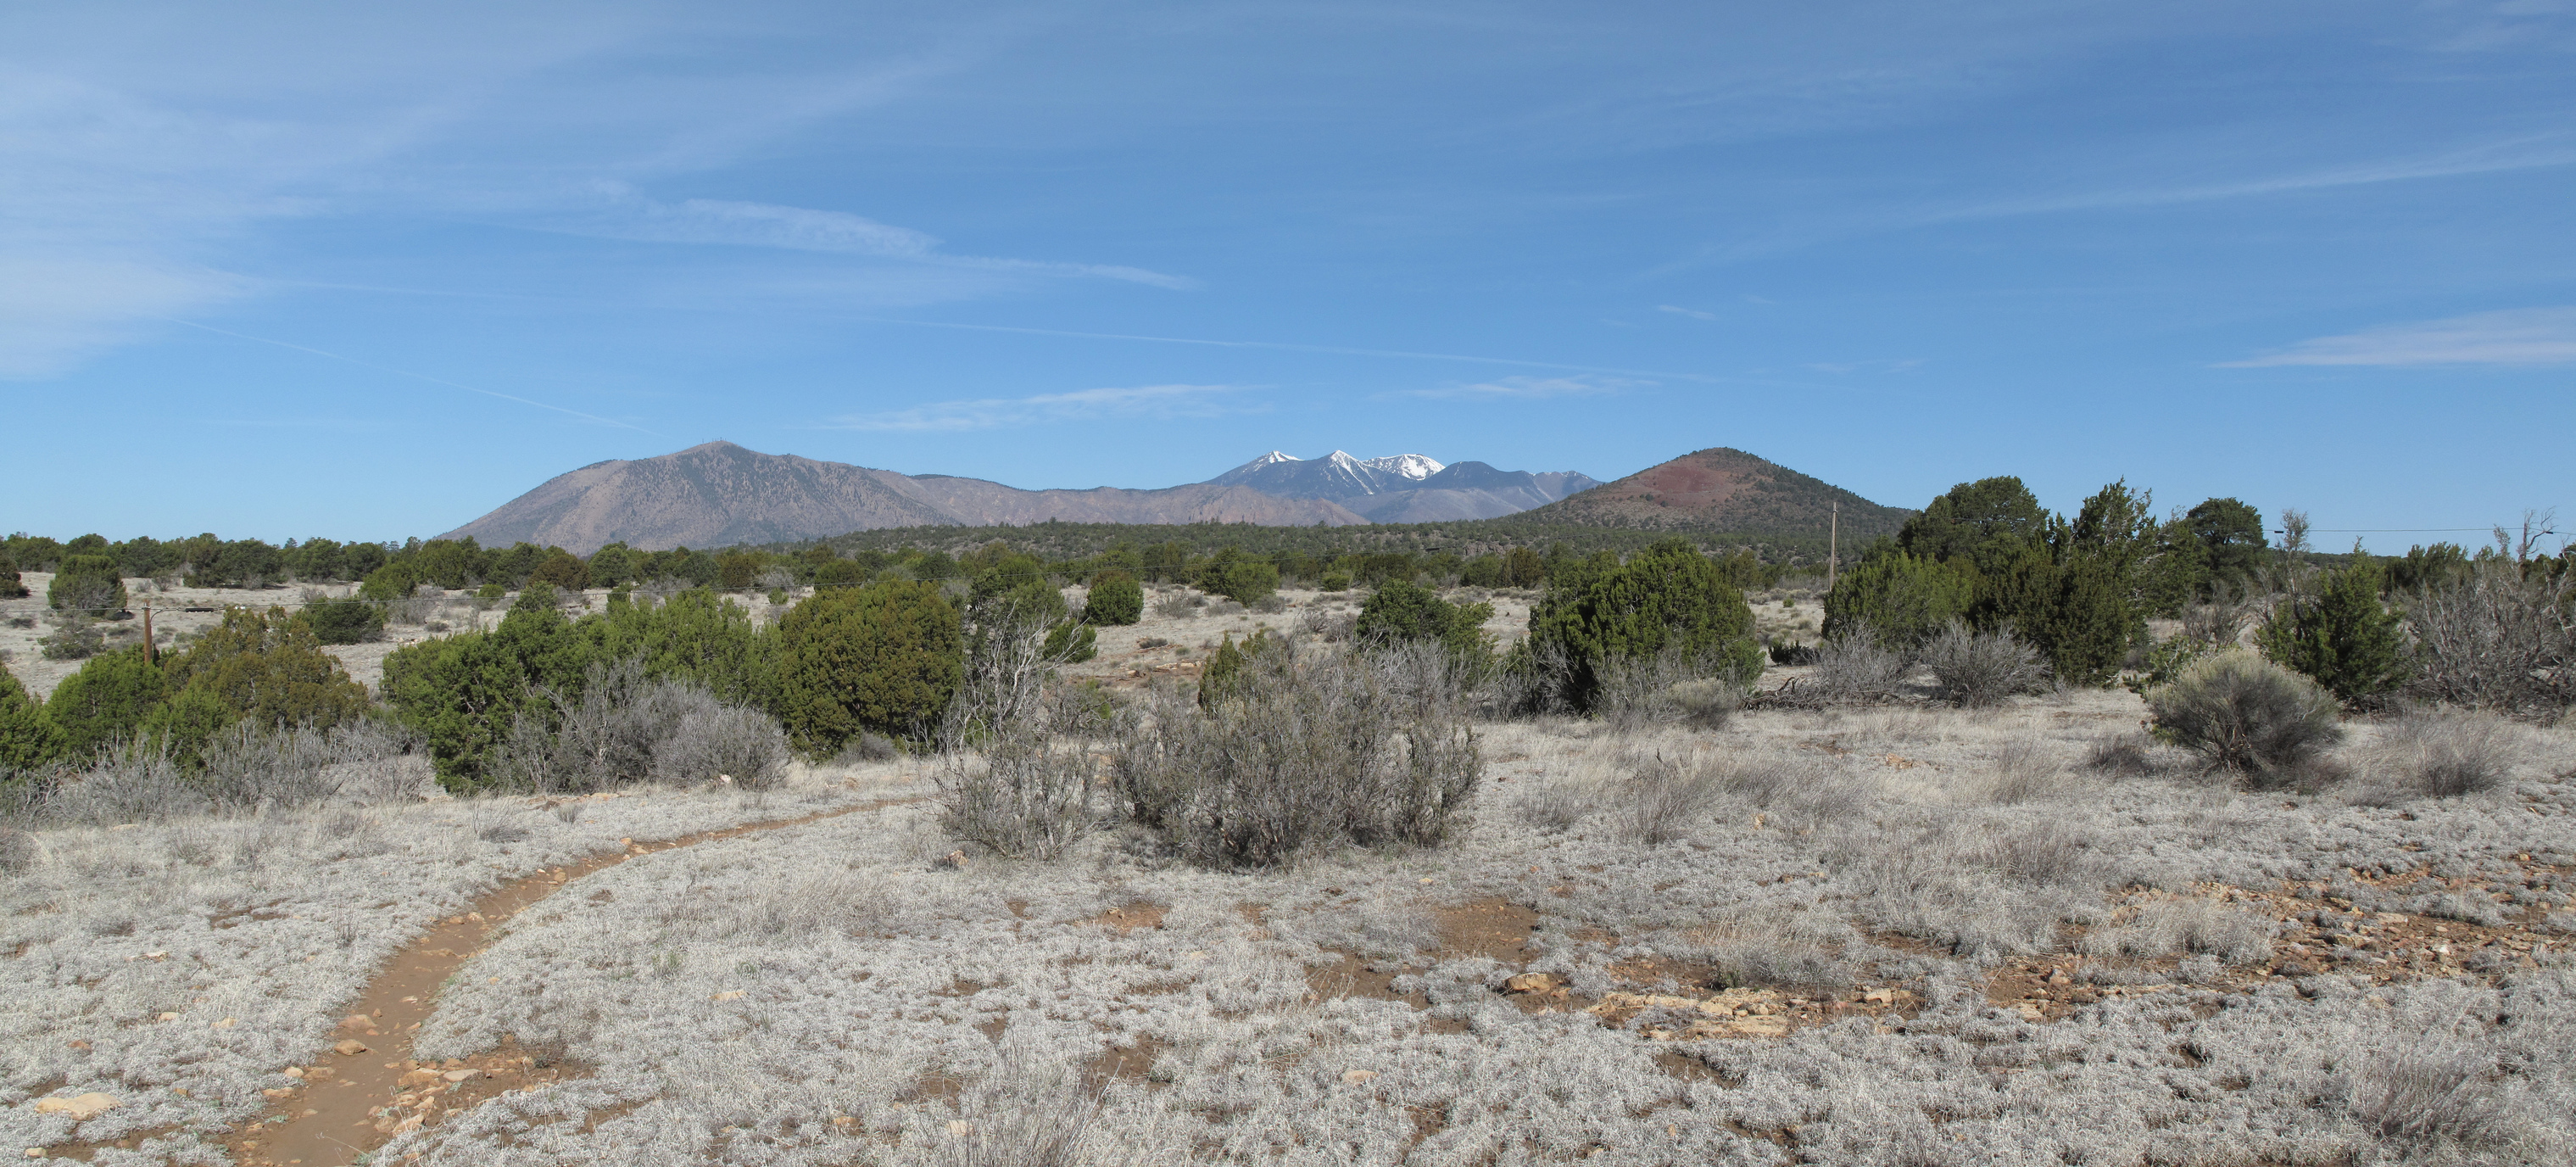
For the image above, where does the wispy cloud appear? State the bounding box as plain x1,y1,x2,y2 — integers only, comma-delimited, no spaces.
1657,304,1720,321
2222,307,2576,368
0,259,250,378
1404,374,1642,400
822,383,1250,432
555,187,1197,289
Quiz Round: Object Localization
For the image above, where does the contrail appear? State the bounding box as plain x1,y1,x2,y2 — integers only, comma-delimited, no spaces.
163,318,658,434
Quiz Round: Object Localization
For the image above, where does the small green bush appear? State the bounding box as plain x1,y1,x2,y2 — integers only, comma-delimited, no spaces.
304,595,385,645
773,580,962,755
2147,651,2344,773
1083,571,1145,625
47,554,126,615
0,555,27,600
1042,620,1098,663
0,668,66,772
1821,551,1974,649
1197,629,1278,708
159,606,372,734
530,550,591,592
42,647,167,761
1354,579,1493,659
1198,550,1280,606
1976,550,2137,687
1527,538,1764,711
2256,560,2409,703
1319,572,1352,592
359,563,420,601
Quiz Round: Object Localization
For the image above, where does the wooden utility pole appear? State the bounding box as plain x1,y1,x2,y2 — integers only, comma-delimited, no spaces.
1828,501,1838,591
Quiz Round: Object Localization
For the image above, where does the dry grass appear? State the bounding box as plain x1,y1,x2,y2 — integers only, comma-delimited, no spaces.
2351,707,2529,801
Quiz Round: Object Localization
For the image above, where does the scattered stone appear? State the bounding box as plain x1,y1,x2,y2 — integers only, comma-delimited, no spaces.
31,1093,119,1121
334,1039,371,1056
1505,973,1556,993
945,1120,975,1136
1341,1069,1379,1085
443,1069,476,1082
2014,1002,2044,1021
210,1017,237,1029
283,1067,304,1079
711,990,747,1002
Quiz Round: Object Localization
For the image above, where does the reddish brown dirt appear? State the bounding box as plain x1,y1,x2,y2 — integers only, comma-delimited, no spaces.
215,795,917,1167
1978,876,2567,1022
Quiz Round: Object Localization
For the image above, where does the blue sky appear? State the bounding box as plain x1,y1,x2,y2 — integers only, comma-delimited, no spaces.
4,2,2571,550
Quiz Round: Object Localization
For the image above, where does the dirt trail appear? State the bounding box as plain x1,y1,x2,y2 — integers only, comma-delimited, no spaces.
217,794,919,1167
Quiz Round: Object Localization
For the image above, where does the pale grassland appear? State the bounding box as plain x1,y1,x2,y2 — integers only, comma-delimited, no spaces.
6,674,2574,1164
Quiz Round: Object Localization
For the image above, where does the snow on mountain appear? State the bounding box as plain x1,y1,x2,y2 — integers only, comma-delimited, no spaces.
1361,454,1445,481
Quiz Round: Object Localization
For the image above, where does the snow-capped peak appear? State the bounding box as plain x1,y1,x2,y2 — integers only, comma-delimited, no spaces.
1248,450,1301,466
1362,454,1444,481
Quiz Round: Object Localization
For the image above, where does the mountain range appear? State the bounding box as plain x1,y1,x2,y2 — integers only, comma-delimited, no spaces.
1206,450,1599,523
439,441,1900,552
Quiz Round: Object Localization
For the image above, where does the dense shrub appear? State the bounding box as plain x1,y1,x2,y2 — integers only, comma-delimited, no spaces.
1082,570,1144,625
489,659,788,792
2146,651,2344,773
1820,552,1973,649
2401,564,2573,715
587,588,777,707
1526,538,1762,712
1354,578,1493,659
1921,621,2048,707
159,606,371,734
384,593,591,787
0,555,26,599
0,669,65,773
937,729,1102,861
358,562,420,602
41,648,165,761
1118,640,1480,868
1197,549,1280,606
1197,629,1278,708
1896,477,2050,577
2257,560,2410,703
1975,550,2136,686
2185,497,2269,589
1804,623,1910,704
303,595,385,645
773,580,962,755
47,554,126,615
37,615,106,661
529,550,591,592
